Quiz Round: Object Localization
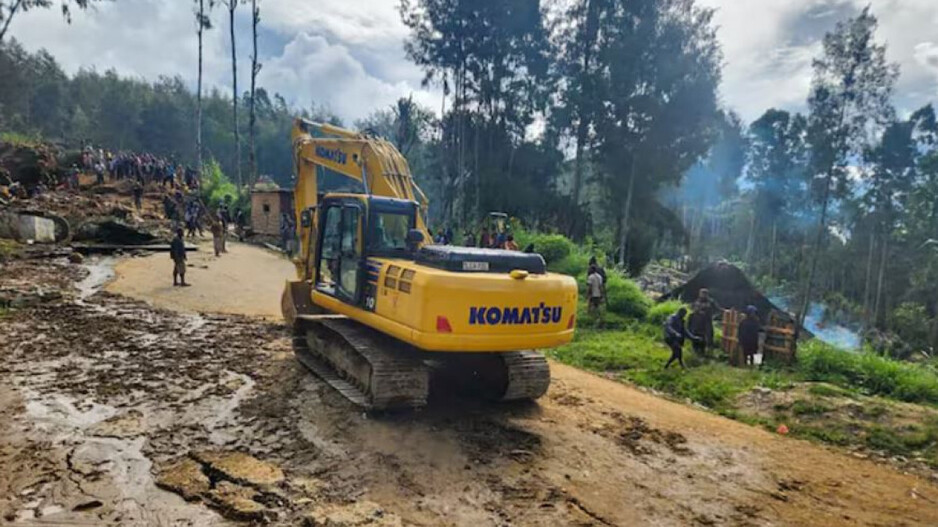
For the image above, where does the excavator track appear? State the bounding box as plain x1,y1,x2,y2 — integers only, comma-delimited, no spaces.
292,317,429,410
498,351,551,401
431,350,551,402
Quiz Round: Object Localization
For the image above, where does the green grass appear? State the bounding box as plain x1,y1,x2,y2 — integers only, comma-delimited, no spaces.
550,327,789,412
798,340,938,405
554,321,938,414
790,399,832,416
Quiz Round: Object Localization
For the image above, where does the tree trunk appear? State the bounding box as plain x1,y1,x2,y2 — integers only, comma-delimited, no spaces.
196,0,205,178
228,1,241,188
797,171,833,329
745,211,756,267
0,0,25,42
929,300,938,352
769,220,777,280
248,0,259,186
873,235,888,328
617,156,637,267
862,232,875,326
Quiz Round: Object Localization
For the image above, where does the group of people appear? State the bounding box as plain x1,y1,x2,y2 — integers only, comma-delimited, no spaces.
78,146,199,190
430,226,519,251
663,290,762,369
169,196,240,287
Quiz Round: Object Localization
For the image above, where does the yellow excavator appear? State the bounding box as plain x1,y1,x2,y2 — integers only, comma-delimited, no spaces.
281,119,578,410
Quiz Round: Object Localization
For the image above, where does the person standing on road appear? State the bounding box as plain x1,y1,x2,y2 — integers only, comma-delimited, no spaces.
663,307,700,369
587,265,605,314
170,228,189,287
219,198,232,253
210,216,224,258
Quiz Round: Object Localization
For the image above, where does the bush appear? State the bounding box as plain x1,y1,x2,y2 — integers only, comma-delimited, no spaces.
604,273,651,320
550,251,591,276
798,340,938,405
526,233,575,264
200,159,239,209
647,300,686,326
890,302,932,353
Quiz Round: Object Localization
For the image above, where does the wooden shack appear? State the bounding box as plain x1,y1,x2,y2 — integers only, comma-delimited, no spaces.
722,308,798,366
250,184,293,236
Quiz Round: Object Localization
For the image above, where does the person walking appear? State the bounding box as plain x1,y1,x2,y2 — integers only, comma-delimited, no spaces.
170,228,189,287
587,264,605,315
663,307,700,369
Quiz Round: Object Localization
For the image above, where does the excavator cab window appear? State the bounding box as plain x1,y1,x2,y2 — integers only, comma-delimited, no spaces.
338,205,362,302
317,206,342,293
316,201,363,303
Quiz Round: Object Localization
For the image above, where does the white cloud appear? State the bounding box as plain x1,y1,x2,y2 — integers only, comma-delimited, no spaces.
7,0,435,125
6,0,937,127
701,0,938,122
260,32,434,123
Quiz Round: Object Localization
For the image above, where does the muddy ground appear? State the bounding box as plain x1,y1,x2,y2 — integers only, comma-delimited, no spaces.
2,246,938,526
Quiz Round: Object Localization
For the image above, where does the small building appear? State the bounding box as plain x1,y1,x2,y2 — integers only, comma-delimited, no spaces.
250,178,293,236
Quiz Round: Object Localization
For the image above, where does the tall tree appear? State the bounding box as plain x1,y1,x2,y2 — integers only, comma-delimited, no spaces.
0,0,96,42
248,0,260,184
863,118,917,326
553,0,603,211
195,0,213,177
588,0,721,268
401,0,552,222
221,0,241,188
797,6,898,328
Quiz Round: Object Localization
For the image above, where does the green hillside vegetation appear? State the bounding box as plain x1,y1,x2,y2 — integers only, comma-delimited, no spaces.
525,227,938,468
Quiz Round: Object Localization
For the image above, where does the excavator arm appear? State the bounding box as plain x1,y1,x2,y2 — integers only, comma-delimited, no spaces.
291,119,430,279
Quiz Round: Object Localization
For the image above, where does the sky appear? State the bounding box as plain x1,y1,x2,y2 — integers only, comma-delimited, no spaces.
7,0,938,126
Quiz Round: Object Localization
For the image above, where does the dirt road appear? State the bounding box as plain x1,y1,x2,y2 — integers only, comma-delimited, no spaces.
2,243,937,526
108,240,295,319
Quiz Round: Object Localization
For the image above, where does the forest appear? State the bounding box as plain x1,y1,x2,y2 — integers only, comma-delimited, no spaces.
2,0,938,356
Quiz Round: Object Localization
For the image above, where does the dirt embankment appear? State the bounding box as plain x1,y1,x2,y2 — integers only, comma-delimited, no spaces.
1,246,937,526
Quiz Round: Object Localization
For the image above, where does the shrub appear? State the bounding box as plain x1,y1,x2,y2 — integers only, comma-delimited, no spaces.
604,273,651,320
647,300,686,326
798,340,938,405
550,251,591,276
527,233,575,264
200,159,238,209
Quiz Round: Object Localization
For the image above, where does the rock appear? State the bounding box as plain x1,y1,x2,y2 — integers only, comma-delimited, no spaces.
88,409,145,438
208,481,272,522
68,252,84,264
303,501,402,527
192,450,285,489
155,458,211,501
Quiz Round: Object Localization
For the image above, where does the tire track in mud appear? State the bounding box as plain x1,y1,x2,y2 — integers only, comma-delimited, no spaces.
4,255,938,526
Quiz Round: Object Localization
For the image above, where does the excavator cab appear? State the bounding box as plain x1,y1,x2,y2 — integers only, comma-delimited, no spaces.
312,194,418,310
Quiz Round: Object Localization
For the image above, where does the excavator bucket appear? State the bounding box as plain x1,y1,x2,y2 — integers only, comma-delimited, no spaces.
281,280,315,327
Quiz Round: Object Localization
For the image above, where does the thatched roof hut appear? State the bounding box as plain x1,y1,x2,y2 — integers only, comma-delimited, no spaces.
660,261,802,328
